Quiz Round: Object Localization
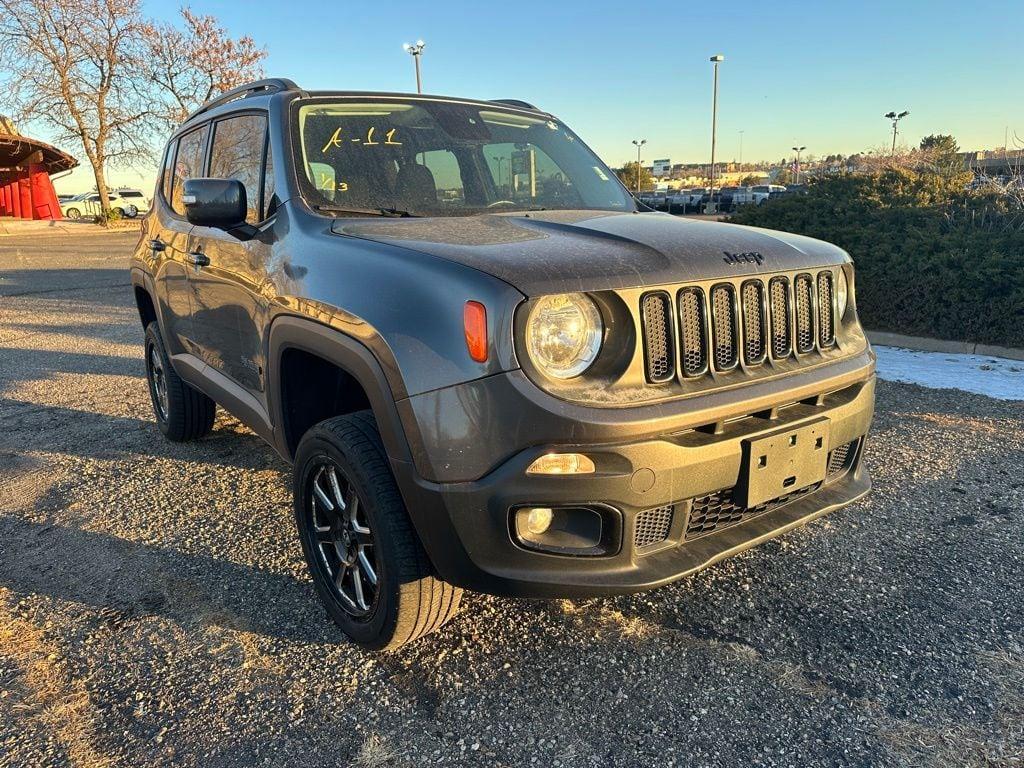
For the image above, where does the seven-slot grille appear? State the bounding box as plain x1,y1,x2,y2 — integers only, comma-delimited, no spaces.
641,270,839,383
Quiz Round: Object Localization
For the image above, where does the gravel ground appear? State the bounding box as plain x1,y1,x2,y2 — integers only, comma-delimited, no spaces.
1,231,1022,768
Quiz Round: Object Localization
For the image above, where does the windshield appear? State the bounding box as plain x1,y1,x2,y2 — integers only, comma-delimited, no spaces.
294,98,635,216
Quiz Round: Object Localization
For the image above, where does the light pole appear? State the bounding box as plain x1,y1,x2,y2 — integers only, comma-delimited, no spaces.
631,139,646,195
403,40,426,94
739,129,745,167
792,146,806,184
885,110,909,154
707,54,724,213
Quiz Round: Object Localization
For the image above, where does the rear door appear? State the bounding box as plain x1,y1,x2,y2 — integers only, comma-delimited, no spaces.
185,111,274,396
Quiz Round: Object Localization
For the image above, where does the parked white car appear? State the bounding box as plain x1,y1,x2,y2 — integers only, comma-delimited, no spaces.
60,191,141,220
732,184,786,206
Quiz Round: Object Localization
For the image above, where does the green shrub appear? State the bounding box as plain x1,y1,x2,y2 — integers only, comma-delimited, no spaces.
729,172,1024,348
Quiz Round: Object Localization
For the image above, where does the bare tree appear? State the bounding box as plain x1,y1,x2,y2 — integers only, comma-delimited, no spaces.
0,0,155,217
144,8,266,128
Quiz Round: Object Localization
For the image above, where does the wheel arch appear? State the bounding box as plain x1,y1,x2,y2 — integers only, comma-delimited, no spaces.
267,315,417,466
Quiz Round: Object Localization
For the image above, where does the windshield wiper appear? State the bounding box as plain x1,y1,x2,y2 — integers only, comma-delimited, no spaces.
314,205,419,218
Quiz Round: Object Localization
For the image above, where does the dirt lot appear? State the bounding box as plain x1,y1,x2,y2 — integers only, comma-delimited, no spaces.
1,231,1022,767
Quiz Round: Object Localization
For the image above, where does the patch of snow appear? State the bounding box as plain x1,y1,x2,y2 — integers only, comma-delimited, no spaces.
874,345,1024,401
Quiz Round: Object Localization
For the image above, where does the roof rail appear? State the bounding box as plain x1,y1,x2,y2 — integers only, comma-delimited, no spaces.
186,78,301,122
491,98,540,111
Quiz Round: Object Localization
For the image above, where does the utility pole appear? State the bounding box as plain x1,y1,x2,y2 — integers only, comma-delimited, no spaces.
707,54,724,213
885,110,909,154
403,40,426,93
792,146,806,184
739,130,745,167
632,139,646,195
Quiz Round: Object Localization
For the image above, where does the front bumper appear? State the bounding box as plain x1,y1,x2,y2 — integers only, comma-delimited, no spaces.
392,357,876,599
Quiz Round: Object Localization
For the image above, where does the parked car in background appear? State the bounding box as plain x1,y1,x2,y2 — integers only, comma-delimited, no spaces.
57,193,76,203
733,185,787,206
60,191,141,220
115,188,151,214
667,188,707,213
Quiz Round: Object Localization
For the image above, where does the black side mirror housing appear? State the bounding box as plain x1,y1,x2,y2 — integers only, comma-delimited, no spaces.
182,178,257,240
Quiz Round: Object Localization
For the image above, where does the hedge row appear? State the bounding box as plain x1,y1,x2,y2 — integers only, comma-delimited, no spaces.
729,174,1024,348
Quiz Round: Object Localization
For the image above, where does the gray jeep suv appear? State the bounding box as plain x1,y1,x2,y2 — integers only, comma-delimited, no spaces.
131,79,875,649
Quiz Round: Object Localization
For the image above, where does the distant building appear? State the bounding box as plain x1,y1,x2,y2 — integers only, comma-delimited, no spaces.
0,116,77,220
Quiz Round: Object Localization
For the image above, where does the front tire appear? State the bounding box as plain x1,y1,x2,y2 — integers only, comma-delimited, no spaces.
294,411,462,650
144,322,215,441
65,207,81,220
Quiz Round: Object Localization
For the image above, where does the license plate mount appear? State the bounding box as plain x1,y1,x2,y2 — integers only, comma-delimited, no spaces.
737,418,830,508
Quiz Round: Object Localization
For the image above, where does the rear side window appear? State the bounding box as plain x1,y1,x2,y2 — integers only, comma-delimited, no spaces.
209,113,267,224
172,126,210,216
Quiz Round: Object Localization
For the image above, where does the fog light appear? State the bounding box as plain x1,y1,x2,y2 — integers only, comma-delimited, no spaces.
524,507,554,535
526,453,596,475
512,505,620,556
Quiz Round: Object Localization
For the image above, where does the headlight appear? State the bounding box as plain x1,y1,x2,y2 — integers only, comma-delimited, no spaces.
525,293,603,379
836,269,850,318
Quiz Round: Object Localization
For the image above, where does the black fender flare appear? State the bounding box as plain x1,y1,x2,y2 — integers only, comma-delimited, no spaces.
266,315,416,466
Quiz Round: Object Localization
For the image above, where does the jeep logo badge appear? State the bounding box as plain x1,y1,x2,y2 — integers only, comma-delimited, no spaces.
723,251,764,266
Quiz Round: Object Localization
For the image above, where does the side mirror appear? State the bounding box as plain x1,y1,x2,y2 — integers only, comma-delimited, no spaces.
182,178,256,240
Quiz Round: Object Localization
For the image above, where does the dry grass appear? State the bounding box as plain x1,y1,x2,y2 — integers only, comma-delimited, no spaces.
0,587,112,768
352,732,398,767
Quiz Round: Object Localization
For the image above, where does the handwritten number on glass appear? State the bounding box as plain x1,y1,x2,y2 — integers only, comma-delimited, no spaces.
321,126,402,154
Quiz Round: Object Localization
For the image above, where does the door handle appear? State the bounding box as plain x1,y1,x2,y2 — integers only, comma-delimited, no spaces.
149,238,165,252
187,251,210,268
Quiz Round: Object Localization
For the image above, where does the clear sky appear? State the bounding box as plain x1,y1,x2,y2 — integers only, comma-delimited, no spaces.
56,0,1024,193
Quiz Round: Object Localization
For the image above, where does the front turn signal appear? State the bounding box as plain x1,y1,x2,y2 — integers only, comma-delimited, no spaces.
526,453,596,475
464,301,488,363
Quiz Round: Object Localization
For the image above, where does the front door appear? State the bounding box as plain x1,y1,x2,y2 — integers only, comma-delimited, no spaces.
185,112,272,397
155,125,209,355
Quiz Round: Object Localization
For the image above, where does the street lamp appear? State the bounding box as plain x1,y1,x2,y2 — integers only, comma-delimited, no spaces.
632,139,646,196
884,110,909,154
707,54,724,214
792,146,806,184
739,130,745,167
402,40,426,94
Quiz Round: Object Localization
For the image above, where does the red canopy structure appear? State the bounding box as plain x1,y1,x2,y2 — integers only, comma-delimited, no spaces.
0,116,78,220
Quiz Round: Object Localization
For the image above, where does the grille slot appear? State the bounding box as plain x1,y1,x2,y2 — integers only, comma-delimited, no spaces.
769,277,791,359
741,280,767,365
710,284,738,370
635,505,674,548
817,271,835,347
678,288,708,377
686,482,821,540
641,292,674,383
794,274,815,353
827,439,857,477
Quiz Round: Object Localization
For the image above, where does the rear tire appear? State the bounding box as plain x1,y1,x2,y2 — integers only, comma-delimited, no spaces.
294,411,462,650
66,207,81,220
144,322,215,442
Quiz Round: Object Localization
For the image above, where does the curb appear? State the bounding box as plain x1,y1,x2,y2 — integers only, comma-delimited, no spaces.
867,331,1024,362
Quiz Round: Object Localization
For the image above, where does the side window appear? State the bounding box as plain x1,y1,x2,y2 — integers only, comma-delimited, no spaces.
172,126,209,216
262,139,276,218
416,149,460,204
160,143,175,203
209,113,267,224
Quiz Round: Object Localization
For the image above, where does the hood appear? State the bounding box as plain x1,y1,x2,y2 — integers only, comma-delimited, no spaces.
333,210,850,295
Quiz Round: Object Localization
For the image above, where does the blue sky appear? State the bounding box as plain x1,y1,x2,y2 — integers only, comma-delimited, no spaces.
60,0,1024,192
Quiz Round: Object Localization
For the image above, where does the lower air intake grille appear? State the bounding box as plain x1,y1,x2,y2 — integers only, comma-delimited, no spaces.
641,292,674,383
817,271,835,347
769,277,791,359
741,281,767,365
635,505,674,548
711,284,738,370
794,274,815,353
678,288,708,376
685,482,821,540
827,439,857,477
